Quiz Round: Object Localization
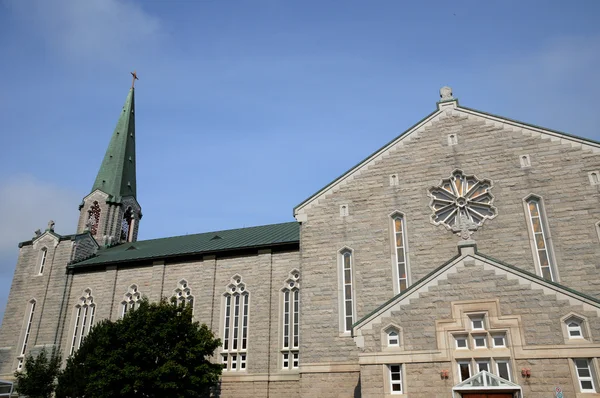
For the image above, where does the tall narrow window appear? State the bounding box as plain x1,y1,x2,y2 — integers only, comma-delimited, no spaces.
388,364,403,394
391,213,409,293
222,275,249,371
121,207,134,243
173,280,194,310
339,249,355,333
574,359,596,392
38,248,47,275
17,299,36,368
281,270,300,369
87,201,101,236
525,196,556,281
122,284,142,317
70,289,95,355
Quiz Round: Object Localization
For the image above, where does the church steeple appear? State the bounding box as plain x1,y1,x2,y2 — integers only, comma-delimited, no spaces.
91,83,137,201
77,73,142,245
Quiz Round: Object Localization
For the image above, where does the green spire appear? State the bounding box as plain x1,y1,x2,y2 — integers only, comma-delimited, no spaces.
91,87,137,201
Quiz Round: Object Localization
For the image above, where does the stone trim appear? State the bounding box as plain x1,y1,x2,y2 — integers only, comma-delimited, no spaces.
221,373,300,382
299,362,360,373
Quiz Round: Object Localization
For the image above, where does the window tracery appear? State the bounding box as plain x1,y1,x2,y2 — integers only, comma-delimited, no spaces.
173,279,194,309
87,201,101,236
120,207,134,243
428,169,497,232
391,213,409,293
38,248,47,275
339,248,355,333
70,289,95,355
17,299,36,370
221,275,249,371
122,284,142,316
281,270,300,370
525,195,556,281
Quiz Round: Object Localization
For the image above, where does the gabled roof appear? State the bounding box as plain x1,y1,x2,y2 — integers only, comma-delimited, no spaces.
91,87,137,202
294,98,600,219
68,221,299,269
353,242,600,334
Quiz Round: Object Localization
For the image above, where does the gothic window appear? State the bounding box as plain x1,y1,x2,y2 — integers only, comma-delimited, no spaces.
221,275,249,371
589,171,600,186
120,207,134,243
428,169,497,233
70,289,95,355
563,315,588,341
339,249,355,333
173,280,194,310
391,213,409,293
122,284,142,317
386,328,400,347
17,299,36,370
38,248,47,275
281,270,300,370
87,201,101,236
525,195,557,281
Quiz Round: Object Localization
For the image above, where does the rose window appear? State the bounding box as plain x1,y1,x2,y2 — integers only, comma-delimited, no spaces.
428,170,497,231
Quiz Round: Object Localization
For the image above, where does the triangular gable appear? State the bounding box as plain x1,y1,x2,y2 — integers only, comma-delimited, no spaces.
294,98,600,220
353,243,600,337
453,370,521,392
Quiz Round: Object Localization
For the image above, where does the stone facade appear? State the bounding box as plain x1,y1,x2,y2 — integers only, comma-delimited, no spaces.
1,89,600,397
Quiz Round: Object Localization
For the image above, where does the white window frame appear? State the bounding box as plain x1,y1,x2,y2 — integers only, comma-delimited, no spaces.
338,248,356,334
69,289,95,356
38,248,47,275
567,320,583,339
455,335,468,349
473,334,487,348
492,333,506,348
574,359,596,392
387,329,400,347
458,361,472,382
388,364,403,394
281,270,300,370
524,195,557,282
390,212,410,294
18,299,36,364
470,315,485,331
476,360,490,373
221,276,249,372
495,359,512,382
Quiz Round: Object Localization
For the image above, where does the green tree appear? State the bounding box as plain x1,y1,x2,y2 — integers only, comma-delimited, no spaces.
56,298,222,398
14,346,62,398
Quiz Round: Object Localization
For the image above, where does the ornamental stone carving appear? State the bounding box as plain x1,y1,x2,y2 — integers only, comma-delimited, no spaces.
439,86,454,101
428,170,497,238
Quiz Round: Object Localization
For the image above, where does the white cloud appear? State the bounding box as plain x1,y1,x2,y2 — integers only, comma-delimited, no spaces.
4,0,162,63
0,175,81,325
0,175,81,258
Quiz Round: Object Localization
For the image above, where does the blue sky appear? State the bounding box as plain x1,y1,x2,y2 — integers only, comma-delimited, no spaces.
1,0,599,324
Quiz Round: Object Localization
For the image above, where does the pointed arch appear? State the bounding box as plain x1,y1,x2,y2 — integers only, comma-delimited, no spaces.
122,284,142,317
173,279,194,311
523,194,558,282
38,247,48,275
338,247,356,334
280,269,300,370
221,275,250,371
389,211,411,294
69,288,96,355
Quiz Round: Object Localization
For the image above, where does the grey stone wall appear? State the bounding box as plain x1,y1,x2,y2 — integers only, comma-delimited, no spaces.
299,113,600,366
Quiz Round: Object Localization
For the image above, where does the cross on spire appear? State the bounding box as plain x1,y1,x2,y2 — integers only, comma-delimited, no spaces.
130,71,139,88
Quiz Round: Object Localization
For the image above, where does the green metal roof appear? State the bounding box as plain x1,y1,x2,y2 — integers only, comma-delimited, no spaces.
91,88,137,201
69,221,299,268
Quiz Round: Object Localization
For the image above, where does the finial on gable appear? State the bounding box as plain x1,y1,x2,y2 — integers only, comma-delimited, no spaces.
439,86,454,101
46,220,55,232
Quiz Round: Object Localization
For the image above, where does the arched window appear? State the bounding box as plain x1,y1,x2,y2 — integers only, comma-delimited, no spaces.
38,248,47,275
221,275,249,371
173,280,194,310
122,284,142,317
87,201,101,236
120,207,134,243
70,289,95,355
339,248,355,333
16,299,36,370
391,213,410,293
524,195,557,281
281,270,300,370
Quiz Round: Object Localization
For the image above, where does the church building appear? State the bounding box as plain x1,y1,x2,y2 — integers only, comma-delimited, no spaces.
1,82,600,398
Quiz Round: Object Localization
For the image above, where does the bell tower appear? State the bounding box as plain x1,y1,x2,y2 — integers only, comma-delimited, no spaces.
77,72,142,245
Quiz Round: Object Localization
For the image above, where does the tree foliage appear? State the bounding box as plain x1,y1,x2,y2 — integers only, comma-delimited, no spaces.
14,346,62,398
55,298,222,398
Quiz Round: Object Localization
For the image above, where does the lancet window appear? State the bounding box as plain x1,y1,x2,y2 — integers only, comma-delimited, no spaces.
120,207,134,243
391,213,409,293
16,299,36,371
339,249,355,333
70,289,95,355
88,201,101,236
281,270,300,370
122,284,142,316
525,196,556,281
221,275,249,371
173,279,194,310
